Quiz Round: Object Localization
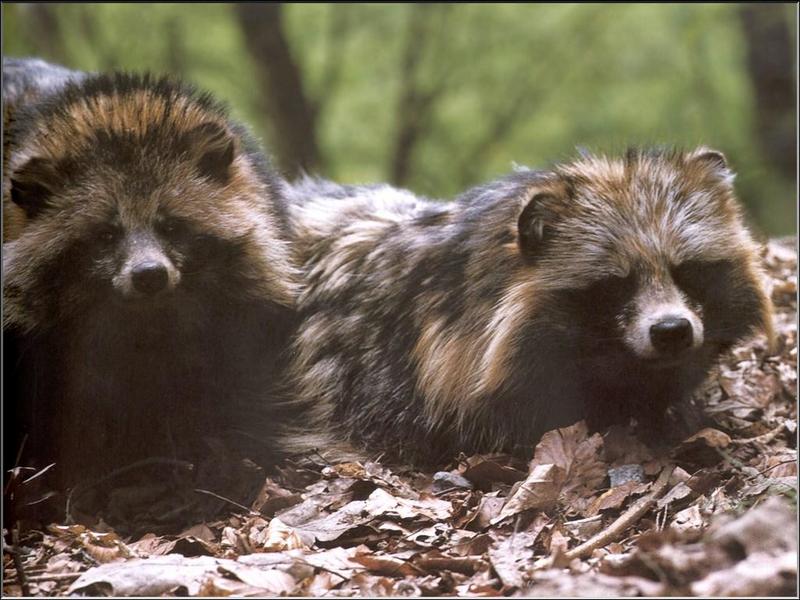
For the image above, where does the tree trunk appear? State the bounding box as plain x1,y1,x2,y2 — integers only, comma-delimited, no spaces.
738,4,796,181
26,4,65,61
388,5,451,187
235,4,321,177
165,17,187,76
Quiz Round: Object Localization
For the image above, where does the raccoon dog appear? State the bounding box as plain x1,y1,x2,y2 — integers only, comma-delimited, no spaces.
284,149,773,465
3,60,298,486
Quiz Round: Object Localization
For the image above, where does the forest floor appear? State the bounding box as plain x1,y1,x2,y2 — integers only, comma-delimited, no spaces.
3,238,797,597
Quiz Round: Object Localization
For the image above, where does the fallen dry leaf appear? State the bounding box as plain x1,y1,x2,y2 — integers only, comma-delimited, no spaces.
488,531,537,588
250,517,309,552
493,464,564,523
589,481,650,515
671,505,705,536
531,421,607,505
460,455,527,488
68,555,300,596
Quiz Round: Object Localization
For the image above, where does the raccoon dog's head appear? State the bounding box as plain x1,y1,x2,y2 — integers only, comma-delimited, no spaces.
514,147,772,371
3,73,295,332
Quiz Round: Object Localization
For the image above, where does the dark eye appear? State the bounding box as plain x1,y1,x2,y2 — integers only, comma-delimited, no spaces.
585,271,637,303
96,225,122,244
671,259,734,303
156,216,190,238
559,271,638,323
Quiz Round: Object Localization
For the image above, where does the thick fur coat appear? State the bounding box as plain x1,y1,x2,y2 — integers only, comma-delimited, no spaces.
283,149,773,465
3,60,298,485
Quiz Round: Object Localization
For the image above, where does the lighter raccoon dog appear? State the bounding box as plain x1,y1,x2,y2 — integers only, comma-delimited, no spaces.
283,148,773,466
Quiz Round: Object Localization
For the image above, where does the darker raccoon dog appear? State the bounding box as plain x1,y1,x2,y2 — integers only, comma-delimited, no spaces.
284,148,773,466
3,59,298,488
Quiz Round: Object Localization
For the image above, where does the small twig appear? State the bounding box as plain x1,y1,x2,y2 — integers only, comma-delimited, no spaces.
749,459,796,479
432,485,466,496
193,488,253,514
155,501,200,524
562,465,676,561
13,434,28,470
311,449,333,467
5,572,81,584
655,505,669,532
21,463,57,486
10,528,31,597
729,423,786,446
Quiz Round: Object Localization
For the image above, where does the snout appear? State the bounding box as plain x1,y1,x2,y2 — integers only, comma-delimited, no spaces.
131,261,170,296
113,244,180,301
649,317,693,355
624,302,704,362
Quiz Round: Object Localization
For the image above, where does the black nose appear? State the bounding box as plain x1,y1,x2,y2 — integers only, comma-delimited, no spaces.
131,262,169,296
650,318,693,354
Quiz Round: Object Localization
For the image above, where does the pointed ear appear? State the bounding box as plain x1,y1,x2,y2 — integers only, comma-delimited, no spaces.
687,146,734,183
187,121,236,184
9,157,64,218
517,183,566,259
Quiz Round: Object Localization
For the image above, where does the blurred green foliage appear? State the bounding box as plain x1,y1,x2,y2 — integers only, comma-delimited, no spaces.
3,3,796,235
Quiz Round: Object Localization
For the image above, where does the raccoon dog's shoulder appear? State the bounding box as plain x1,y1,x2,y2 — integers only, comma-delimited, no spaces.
3,57,86,107
284,148,772,466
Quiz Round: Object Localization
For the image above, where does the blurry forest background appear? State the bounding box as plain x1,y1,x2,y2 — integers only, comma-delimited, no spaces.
2,3,796,235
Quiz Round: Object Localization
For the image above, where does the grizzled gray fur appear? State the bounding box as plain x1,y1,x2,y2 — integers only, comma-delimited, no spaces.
282,149,772,466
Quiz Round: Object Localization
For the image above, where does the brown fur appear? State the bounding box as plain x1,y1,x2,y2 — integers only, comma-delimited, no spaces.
3,66,298,489
282,149,773,466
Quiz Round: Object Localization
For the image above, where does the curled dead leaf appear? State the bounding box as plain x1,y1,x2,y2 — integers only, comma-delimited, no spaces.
532,421,607,505
672,428,732,466
492,464,564,523
251,517,309,552
589,482,650,515
460,455,527,488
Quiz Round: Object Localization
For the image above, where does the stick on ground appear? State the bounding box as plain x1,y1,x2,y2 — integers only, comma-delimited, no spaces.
563,464,676,561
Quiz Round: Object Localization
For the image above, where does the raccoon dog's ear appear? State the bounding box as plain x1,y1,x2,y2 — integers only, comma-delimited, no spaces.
188,121,236,184
517,183,565,259
686,146,734,184
9,157,64,218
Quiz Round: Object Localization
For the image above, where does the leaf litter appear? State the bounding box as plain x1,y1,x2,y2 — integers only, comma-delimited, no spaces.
3,239,797,597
